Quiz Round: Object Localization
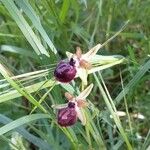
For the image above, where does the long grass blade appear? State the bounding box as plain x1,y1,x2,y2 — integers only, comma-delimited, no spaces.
0,114,50,136
0,62,47,113
15,0,57,54
115,59,150,105
0,114,52,150
1,0,50,57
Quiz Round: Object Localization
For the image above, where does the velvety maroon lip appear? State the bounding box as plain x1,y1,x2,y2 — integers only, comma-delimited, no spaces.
57,102,77,127
54,58,77,83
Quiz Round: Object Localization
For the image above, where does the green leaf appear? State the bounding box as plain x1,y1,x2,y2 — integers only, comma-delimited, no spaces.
0,114,52,150
59,0,70,23
15,0,57,54
0,114,50,136
0,45,38,59
1,0,50,57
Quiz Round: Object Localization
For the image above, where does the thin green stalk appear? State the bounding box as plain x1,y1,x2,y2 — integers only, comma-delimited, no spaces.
31,81,57,114
89,0,102,48
100,20,130,49
105,0,113,50
120,70,133,136
85,109,106,149
85,122,92,148
98,72,117,113
94,73,132,150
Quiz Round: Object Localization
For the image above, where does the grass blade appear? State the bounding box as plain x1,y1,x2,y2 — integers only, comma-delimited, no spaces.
0,62,47,113
115,59,150,105
1,0,50,57
0,45,38,60
0,114,50,136
0,114,52,150
94,73,132,150
15,0,57,54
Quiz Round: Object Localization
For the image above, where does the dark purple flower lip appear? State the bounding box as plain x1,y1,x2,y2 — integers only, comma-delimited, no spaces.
57,102,77,127
54,58,77,83
69,58,76,66
68,102,75,108
52,84,93,127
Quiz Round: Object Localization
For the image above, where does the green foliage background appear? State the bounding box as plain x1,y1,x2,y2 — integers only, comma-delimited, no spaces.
0,0,150,150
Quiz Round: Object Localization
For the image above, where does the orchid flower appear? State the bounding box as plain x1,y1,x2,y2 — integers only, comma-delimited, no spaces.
54,42,125,85
52,84,93,127
66,44,125,85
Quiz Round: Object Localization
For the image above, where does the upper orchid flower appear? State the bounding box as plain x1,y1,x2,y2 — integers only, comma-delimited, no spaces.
66,44,125,85
66,44,101,85
52,84,93,127
54,40,125,85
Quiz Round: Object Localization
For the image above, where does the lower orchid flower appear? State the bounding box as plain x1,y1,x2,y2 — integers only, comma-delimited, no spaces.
52,84,93,127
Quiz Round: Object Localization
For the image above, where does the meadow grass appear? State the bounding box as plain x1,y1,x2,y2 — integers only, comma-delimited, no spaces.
0,0,150,150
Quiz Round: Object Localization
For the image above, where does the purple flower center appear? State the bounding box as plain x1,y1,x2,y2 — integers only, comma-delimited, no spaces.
57,102,77,127
68,102,75,108
54,58,77,83
69,58,76,66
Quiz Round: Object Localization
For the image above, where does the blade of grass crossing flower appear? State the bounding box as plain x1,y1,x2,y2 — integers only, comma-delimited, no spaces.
1,0,50,57
0,63,47,113
94,73,133,150
89,58,125,74
0,55,124,104
15,0,57,54
0,114,50,136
